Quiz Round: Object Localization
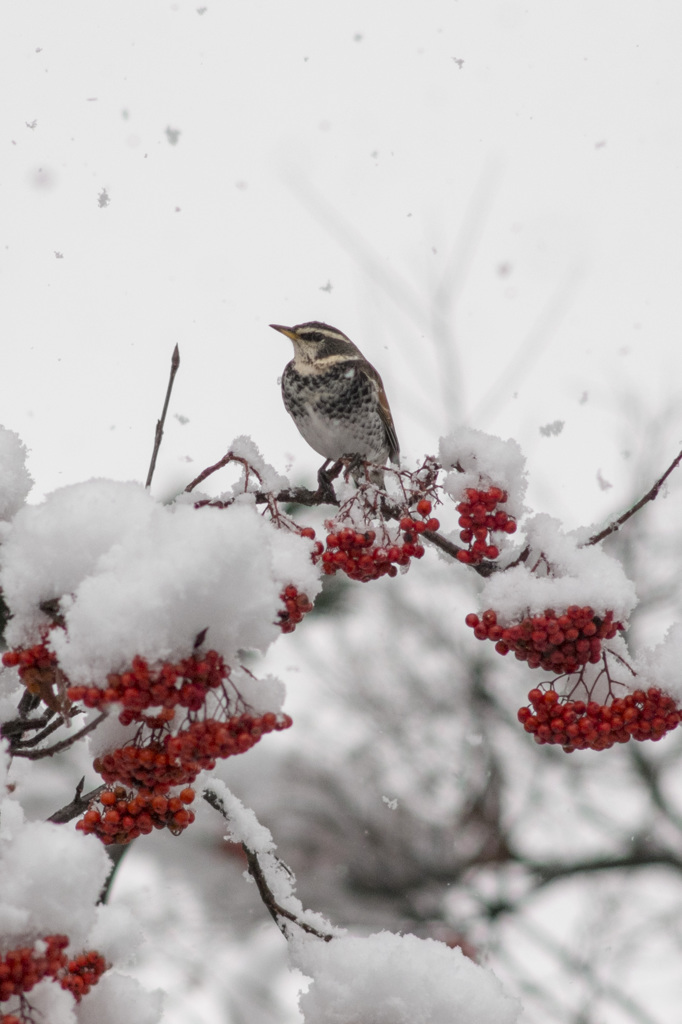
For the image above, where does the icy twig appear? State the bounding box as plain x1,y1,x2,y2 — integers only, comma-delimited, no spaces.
145,343,180,489
203,782,336,942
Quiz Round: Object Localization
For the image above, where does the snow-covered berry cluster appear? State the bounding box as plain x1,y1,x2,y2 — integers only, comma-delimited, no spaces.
518,686,681,752
0,934,107,1015
77,784,197,845
67,651,292,843
67,650,229,726
277,584,314,633
318,499,438,583
465,606,623,673
455,486,516,565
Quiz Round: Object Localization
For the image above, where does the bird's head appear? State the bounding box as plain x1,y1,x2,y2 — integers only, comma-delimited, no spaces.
270,321,359,365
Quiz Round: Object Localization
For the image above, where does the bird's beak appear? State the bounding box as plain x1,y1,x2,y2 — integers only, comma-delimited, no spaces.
269,324,298,341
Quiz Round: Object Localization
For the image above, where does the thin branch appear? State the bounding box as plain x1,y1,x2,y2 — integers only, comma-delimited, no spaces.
185,451,264,495
145,344,180,489
11,711,108,759
48,777,106,824
587,446,682,546
99,845,131,905
203,788,334,942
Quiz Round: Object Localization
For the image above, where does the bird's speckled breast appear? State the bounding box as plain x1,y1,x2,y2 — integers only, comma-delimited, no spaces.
281,360,389,462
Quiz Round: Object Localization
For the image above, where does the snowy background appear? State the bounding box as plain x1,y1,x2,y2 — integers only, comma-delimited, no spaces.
3,1,682,523
2,2,682,1023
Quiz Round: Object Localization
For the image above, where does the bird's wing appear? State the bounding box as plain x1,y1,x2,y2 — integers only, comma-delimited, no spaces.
361,363,400,465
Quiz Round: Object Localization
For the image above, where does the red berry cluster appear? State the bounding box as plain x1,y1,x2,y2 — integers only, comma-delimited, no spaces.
466,606,623,673
93,744,196,793
455,486,516,565
518,686,681,752
68,650,229,726
90,711,292,797
0,934,107,1009
77,785,196,845
1,641,55,676
278,585,314,633
166,711,291,769
319,500,438,583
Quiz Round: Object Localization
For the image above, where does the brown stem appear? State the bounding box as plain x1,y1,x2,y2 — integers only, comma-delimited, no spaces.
1,706,56,740
185,452,263,494
586,446,682,546
145,344,180,489
422,529,499,577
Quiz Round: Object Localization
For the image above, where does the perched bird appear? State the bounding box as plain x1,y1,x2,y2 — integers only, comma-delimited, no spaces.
270,321,400,483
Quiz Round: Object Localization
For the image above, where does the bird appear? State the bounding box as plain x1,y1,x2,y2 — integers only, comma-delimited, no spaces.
270,321,400,484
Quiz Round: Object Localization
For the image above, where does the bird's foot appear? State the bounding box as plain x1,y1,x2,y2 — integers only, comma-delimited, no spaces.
316,460,342,504
342,455,385,489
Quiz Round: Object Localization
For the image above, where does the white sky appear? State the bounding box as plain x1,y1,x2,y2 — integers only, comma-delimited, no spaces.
2,0,682,529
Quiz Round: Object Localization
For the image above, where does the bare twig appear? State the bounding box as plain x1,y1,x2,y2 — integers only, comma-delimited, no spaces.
99,845,131,905
145,344,180,489
48,777,106,824
185,451,264,495
203,788,334,942
586,446,682,546
12,711,108,759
